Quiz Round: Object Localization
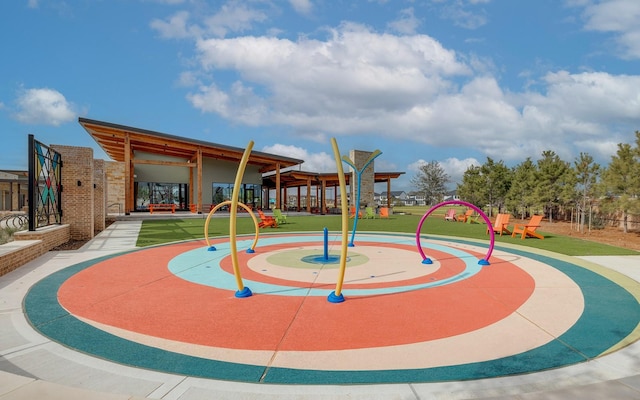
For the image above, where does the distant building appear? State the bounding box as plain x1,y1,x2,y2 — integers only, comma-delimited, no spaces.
378,191,407,206
0,170,28,212
443,190,459,202
406,192,427,206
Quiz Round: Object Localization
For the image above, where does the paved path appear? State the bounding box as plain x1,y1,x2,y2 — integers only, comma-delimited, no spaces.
1,221,640,399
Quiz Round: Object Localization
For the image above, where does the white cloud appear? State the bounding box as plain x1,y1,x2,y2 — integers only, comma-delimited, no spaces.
580,0,640,59
188,81,267,125
539,71,640,122
13,88,76,126
204,2,268,38
437,0,489,29
189,23,470,133
440,157,481,184
151,2,268,39
183,19,640,164
260,144,336,172
388,7,421,34
165,3,640,168
150,11,195,39
187,83,230,115
407,159,428,174
176,71,200,87
289,0,313,15
505,71,640,161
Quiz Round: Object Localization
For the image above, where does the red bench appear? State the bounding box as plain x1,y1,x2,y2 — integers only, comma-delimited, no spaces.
149,204,176,214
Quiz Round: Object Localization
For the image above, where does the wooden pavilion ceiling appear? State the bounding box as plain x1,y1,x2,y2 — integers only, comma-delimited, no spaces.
78,118,303,173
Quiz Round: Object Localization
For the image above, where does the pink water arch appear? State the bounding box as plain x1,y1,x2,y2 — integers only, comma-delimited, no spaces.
415,200,494,265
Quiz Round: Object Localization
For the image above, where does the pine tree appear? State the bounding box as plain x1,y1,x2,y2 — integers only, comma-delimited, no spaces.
534,150,572,223
479,158,512,218
601,141,640,233
457,165,484,207
506,158,537,219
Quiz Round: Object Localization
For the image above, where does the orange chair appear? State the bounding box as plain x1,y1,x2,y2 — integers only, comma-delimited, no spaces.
487,213,511,236
379,207,390,218
512,215,544,239
257,210,278,228
349,206,363,219
457,209,473,223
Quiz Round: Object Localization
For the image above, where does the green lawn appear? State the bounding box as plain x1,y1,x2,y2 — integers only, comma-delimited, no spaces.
136,213,640,256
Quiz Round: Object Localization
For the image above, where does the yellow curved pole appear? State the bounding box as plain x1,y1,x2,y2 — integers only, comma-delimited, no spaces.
230,141,254,292
204,200,260,252
330,138,349,301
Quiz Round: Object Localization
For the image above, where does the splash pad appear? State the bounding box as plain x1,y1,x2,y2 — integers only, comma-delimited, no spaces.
22,138,640,385
25,231,640,384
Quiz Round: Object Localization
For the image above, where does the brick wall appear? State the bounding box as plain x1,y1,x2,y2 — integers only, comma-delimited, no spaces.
0,224,70,276
0,144,111,277
51,145,95,240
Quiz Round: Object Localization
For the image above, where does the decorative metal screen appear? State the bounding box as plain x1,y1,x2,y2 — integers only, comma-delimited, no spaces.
28,134,62,230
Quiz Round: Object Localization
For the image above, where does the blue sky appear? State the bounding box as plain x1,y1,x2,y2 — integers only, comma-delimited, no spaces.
2,0,640,191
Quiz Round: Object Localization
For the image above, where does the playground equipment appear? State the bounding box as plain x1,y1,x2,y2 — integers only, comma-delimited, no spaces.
341,150,382,247
200,137,351,303
203,141,256,298
416,200,495,266
300,227,342,264
200,142,495,304
328,138,350,303
204,200,259,253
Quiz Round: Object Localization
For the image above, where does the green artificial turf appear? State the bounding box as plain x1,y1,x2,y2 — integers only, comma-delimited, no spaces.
136,213,640,256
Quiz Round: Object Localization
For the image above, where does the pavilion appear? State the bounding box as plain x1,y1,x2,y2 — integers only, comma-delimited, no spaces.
76,118,404,215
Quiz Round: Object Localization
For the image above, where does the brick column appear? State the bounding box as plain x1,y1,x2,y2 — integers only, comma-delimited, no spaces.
52,145,95,240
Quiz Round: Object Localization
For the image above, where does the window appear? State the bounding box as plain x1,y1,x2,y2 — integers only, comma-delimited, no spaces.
135,182,188,210
212,183,261,209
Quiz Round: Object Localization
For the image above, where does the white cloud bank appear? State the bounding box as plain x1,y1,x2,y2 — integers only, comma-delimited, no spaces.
151,0,640,174
183,22,640,162
13,88,77,126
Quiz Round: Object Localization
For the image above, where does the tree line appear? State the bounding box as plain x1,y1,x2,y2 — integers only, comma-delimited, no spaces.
411,131,640,233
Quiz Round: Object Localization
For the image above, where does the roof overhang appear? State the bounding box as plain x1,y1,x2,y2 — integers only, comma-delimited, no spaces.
78,118,303,173
262,170,404,189
0,171,19,180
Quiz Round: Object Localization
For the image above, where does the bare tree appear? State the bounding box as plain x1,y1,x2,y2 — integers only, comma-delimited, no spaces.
574,152,600,233
411,161,450,206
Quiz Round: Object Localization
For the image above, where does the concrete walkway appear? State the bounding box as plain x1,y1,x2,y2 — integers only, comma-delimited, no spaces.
1,221,640,399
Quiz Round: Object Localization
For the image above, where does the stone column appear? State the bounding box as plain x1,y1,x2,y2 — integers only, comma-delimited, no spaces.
349,150,376,208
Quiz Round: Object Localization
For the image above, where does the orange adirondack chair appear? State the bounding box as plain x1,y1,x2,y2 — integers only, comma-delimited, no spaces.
457,209,473,223
487,213,511,236
379,207,390,218
257,210,278,228
349,206,363,219
511,215,544,239
444,208,457,221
